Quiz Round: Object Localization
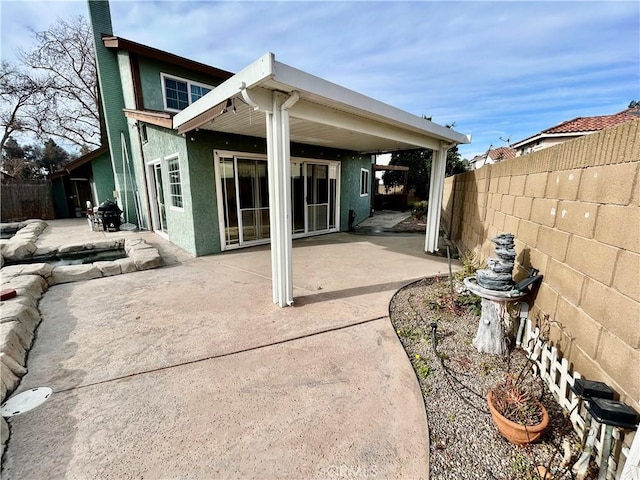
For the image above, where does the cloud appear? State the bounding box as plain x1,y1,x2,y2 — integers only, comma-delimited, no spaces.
2,0,638,159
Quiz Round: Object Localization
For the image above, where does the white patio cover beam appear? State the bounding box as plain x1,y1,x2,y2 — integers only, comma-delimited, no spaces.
425,144,450,253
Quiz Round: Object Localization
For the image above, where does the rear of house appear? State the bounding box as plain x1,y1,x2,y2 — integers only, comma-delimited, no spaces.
88,0,468,261
90,3,373,256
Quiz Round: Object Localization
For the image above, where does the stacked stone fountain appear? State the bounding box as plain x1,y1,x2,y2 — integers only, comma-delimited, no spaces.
476,233,516,291
464,233,527,355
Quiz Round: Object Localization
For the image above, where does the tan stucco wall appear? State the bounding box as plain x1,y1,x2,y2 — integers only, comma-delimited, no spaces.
443,120,640,405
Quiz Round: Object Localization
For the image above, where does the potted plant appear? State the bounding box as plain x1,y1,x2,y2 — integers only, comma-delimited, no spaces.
487,373,549,445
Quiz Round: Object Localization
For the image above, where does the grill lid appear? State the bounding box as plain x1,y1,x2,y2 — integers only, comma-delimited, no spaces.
98,200,122,214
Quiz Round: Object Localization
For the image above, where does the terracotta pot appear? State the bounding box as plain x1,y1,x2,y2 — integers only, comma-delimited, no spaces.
487,391,549,445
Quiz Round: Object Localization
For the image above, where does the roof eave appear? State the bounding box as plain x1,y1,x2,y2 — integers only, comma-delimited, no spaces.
102,35,234,81
49,145,109,178
123,108,174,129
511,131,594,148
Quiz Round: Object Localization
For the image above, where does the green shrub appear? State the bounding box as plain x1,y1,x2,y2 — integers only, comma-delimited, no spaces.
412,200,428,220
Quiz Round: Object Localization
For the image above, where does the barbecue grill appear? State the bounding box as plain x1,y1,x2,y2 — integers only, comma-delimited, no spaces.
97,200,123,231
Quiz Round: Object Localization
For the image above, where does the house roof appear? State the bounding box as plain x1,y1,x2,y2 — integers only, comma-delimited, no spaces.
487,146,516,161
49,146,109,179
511,108,640,148
123,109,173,129
102,35,234,82
469,146,516,166
173,52,470,153
544,108,640,134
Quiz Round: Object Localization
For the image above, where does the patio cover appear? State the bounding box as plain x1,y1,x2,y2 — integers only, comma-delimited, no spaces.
174,52,470,307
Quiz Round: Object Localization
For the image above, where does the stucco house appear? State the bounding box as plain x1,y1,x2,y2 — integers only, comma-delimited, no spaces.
511,107,640,156
468,146,516,170
86,1,470,305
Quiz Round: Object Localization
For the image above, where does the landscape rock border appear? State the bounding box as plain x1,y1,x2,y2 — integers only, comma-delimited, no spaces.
0,221,164,459
0,220,47,266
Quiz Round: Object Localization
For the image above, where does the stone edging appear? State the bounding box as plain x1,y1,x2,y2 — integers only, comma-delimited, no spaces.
0,235,163,457
0,220,48,267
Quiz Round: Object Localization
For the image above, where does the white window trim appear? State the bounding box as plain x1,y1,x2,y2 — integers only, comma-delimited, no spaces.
140,123,148,144
145,158,170,239
360,168,370,197
165,154,184,212
161,73,214,112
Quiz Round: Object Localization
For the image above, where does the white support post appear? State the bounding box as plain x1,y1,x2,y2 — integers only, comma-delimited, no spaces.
425,145,449,252
265,92,295,307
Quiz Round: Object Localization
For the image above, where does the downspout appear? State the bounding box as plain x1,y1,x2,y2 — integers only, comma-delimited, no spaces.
240,82,260,110
134,122,152,230
241,83,300,307
281,91,300,111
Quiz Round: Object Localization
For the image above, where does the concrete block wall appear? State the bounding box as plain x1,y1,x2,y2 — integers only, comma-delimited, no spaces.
442,120,640,406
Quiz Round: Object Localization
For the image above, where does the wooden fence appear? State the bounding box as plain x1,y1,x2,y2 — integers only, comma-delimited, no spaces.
1,180,55,222
522,319,634,479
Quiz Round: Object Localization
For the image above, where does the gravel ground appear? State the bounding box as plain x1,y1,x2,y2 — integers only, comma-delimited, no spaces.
389,277,594,480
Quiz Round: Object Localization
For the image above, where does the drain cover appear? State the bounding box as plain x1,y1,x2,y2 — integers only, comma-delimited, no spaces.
1,387,53,417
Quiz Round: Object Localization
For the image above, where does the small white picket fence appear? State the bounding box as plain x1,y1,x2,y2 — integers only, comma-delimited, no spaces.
522,319,634,479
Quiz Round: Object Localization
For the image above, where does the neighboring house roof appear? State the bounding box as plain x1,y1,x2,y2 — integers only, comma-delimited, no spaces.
544,108,640,134
487,146,516,161
469,147,516,168
511,107,640,149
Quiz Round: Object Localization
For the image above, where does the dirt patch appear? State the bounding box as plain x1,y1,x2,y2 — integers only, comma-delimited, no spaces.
392,214,426,233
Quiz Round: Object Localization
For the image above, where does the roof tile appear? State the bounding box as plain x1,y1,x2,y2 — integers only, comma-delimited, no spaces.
543,108,640,134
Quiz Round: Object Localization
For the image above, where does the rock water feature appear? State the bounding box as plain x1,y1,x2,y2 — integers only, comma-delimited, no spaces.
476,234,516,291
464,233,528,355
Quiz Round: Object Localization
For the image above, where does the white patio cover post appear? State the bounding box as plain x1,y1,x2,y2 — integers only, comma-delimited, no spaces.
425,144,450,252
265,91,296,307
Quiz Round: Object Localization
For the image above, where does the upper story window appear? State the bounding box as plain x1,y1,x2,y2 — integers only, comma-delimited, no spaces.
190,84,211,102
161,74,213,112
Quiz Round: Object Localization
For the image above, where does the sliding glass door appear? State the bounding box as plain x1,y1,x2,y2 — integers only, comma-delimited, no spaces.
291,162,305,234
217,153,339,250
237,158,270,243
306,163,329,232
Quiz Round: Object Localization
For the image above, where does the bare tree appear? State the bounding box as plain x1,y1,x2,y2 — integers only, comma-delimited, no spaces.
19,15,101,149
0,61,47,153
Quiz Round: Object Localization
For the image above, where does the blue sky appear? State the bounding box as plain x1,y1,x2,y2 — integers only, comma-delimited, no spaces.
1,0,638,160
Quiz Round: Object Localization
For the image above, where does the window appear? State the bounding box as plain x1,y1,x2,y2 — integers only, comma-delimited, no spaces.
140,123,148,144
164,78,189,110
360,168,370,196
167,156,183,208
162,74,214,111
190,84,211,102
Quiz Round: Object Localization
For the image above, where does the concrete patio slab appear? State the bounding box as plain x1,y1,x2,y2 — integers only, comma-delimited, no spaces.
356,211,411,229
3,319,428,479
2,228,460,479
